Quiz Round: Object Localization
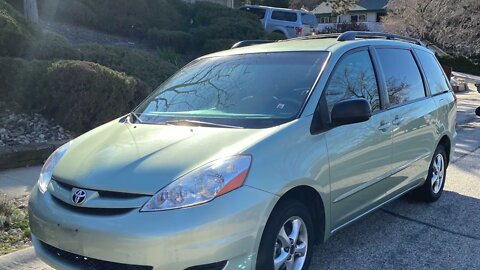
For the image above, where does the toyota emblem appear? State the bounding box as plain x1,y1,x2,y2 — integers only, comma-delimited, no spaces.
72,189,87,205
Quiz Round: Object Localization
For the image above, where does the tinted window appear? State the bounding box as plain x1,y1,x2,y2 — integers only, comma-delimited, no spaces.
416,50,451,95
325,50,380,117
241,7,266,20
301,13,318,26
271,11,298,22
377,49,425,106
135,52,329,128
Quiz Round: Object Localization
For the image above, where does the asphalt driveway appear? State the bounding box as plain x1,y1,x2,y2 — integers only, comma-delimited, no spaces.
0,90,479,270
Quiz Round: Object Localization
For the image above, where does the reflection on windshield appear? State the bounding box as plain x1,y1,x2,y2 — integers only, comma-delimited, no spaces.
134,52,329,128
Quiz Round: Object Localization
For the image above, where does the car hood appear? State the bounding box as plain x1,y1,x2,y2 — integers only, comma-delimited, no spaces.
53,119,279,195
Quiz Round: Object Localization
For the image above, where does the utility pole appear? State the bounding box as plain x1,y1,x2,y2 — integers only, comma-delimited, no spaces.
23,0,39,23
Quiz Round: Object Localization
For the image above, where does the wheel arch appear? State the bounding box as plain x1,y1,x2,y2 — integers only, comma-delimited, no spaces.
274,185,326,244
438,134,452,165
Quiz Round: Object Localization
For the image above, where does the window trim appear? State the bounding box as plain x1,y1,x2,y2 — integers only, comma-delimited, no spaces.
372,46,429,110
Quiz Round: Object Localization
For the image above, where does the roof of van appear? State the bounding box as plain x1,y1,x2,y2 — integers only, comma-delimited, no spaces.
202,37,429,59
241,5,311,13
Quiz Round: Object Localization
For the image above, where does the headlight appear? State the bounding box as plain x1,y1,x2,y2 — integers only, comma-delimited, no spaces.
141,155,252,211
38,142,71,193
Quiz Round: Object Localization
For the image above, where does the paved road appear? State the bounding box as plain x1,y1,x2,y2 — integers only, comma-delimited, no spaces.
0,90,479,269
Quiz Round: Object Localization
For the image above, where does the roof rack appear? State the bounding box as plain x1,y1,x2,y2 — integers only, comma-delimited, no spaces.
231,32,426,49
231,40,275,49
337,31,426,46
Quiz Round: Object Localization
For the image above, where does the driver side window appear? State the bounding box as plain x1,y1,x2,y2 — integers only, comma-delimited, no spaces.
325,50,380,120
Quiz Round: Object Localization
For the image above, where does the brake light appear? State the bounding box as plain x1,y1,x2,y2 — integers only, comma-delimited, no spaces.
452,91,457,104
295,26,303,36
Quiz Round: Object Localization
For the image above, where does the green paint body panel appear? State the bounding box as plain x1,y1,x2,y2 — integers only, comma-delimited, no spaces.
29,38,457,270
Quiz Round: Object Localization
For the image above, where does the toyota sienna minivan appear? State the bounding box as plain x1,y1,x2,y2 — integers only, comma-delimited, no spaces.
29,32,456,270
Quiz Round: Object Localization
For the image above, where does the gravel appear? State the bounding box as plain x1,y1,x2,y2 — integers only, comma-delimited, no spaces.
0,108,71,148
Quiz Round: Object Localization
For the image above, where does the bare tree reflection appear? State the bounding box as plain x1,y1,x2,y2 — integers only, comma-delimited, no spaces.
385,77,411,105
326,51,380,113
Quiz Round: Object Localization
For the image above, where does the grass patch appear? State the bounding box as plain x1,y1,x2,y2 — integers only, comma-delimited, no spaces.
0,194,31,255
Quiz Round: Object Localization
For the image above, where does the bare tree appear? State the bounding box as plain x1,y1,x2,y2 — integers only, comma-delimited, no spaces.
23,0,39,23
384,0,480,56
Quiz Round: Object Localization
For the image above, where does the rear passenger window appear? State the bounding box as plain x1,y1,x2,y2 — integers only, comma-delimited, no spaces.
271,11,298,22
301,13,318,26
377,49,425,106
325,50,380,116
241,7,266,20
416,50,451,95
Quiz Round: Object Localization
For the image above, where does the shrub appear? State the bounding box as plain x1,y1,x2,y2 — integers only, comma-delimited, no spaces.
35,0,189,39
43,60,149,133
320,22,369,34
202,39,237,54
438,56,480,76
156,47,185,67
0,57,50,111
26,31,80,60
77,44,177,88
37,0,98,28
147,28,195,53
267,31,287,40
0,0,36,57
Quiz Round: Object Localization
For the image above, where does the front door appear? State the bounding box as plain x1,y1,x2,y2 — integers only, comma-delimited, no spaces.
321,48,393,230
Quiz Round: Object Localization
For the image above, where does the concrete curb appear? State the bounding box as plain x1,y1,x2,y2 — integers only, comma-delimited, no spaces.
0,141,68,170
0,247,50,270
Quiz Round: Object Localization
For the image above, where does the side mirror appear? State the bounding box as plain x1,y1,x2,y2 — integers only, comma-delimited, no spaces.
476,106,480,117
331,98,372,126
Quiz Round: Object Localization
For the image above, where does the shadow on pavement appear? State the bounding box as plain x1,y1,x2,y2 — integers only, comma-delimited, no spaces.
311,190,480,269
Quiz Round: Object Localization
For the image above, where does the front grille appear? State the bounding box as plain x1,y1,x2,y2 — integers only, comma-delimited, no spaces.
52,196,133,216
54,179,148,198
41,241,153,270
185,261,228,270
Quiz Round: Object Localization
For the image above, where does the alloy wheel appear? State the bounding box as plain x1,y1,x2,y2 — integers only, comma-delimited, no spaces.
273,216,308,270
431,153,445,194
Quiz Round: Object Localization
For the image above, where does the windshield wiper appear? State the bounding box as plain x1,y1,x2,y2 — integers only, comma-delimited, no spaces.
164,119,243,129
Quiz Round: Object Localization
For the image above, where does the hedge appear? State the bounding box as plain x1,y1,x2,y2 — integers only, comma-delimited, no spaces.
147,28,195,53
0,57,50,111
438,56,480,76
0,0,36,57
27,31,80,60
43,60,149,133
76,44,177,88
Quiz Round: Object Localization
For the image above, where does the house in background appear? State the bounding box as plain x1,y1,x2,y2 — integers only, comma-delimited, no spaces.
312,0,389,32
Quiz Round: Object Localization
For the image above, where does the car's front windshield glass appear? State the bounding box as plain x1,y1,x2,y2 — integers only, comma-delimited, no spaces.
134,52,329,128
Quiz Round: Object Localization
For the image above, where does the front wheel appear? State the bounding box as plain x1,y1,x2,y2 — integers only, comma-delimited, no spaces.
256,200,314,270
416,145,448,202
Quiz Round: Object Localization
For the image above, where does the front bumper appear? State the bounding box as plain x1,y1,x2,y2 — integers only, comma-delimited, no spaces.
29,185,277,270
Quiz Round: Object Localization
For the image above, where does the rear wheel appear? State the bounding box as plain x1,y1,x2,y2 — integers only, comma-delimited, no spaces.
256,199,314,270
416,145,448,202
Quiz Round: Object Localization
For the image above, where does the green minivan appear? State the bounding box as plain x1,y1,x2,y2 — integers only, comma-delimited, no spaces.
29,32,456,270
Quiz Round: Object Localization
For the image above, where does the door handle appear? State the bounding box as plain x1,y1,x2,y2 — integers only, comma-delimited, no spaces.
378,122,391,132
392,116,405,126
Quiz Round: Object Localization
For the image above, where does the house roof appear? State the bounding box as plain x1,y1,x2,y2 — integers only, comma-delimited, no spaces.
312,0,389,14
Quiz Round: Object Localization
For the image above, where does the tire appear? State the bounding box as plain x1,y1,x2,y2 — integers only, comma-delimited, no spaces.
271,31,287,40
416,145,448,202
256,199,314,270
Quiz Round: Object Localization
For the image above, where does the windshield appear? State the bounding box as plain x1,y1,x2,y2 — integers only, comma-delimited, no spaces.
134,52,329,128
